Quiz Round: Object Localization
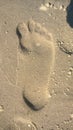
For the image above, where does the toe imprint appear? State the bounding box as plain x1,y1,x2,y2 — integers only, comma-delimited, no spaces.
17,19,55,110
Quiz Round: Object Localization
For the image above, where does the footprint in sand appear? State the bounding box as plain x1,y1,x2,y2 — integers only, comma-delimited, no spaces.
17,19,55,110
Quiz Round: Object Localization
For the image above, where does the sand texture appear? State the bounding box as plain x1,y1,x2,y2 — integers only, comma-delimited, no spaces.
0,0,73,130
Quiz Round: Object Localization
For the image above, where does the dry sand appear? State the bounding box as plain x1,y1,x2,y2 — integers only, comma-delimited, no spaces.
0,0,73,130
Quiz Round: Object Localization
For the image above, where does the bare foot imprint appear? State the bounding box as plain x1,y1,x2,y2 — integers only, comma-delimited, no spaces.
17,20,55,110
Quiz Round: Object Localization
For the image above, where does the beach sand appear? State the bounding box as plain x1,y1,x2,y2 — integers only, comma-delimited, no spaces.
0,0,73,130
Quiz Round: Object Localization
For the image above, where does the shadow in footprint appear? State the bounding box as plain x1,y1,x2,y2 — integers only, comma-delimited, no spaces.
16,28,30,53
23,93,40,111
66,0,73,28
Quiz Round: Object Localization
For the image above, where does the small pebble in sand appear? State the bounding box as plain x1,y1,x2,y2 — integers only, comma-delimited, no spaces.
39,4,48,11
70,114,73,119
68,71,72,76
0,105,4,112
45,3,49,8
67,67,73,77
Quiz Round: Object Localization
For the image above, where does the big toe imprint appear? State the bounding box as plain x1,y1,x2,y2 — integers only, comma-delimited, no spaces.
17,19,55,110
